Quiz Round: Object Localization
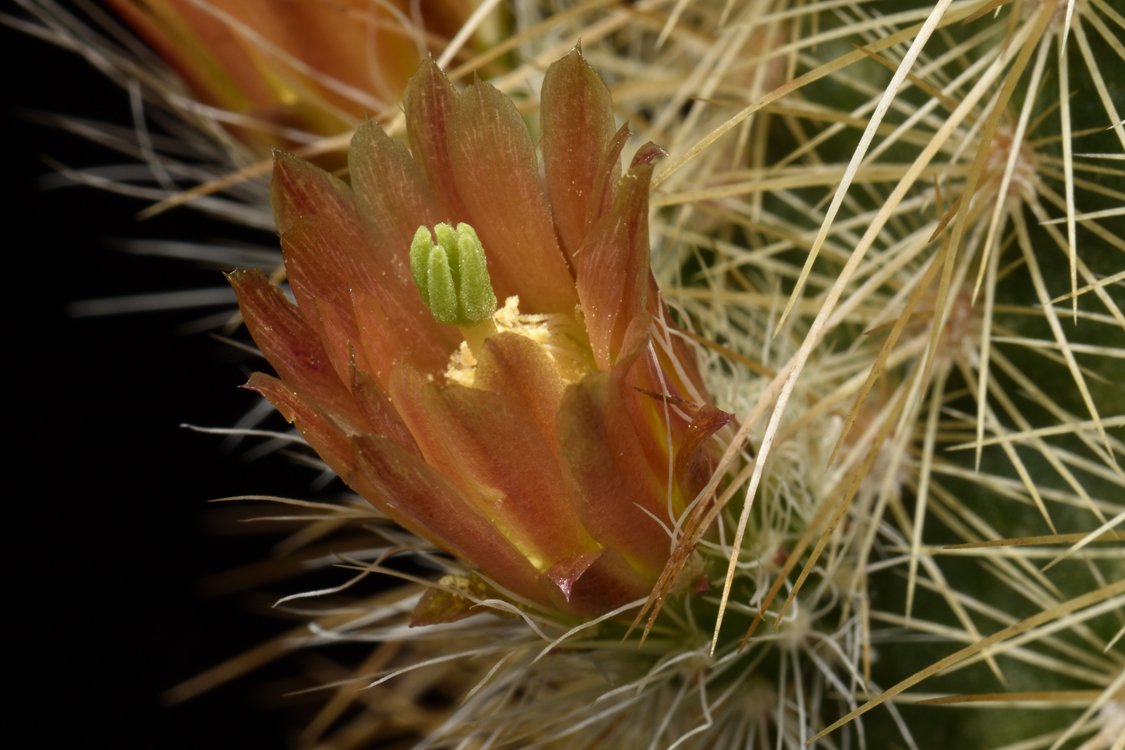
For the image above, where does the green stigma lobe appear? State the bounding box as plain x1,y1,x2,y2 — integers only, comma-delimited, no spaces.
410,223,498,327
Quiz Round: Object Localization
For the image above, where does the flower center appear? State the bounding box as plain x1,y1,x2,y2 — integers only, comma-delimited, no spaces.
411,222,598,388
443,296,597,388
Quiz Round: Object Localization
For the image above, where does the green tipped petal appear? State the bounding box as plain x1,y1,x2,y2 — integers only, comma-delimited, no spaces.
410,222,497,327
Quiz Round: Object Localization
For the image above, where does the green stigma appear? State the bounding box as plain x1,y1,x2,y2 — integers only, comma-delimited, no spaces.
410,223,498,327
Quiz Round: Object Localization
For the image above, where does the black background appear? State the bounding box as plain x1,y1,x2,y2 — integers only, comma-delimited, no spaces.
6,12,300,747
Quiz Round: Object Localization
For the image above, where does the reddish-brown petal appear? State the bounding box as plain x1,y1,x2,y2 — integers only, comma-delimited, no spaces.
617,144,665,269
391,363,595,569
609,313,685,494
575,213,632,370
540,548,652,618
306,296,358,385
584,123,630,242
102,1,272,120
630,141,668,169
575,149,663,369
473,332,566,453
402,58,470,223
249,370,544,605
164,0,408,114
556,371,671,576
350,364,420,456
614,145,663,296
614,313,717,514
354,292,458,391
423,383,597,568
279,214,376,376
613,311,654,381
228,269,362,428
249,359,544,607
447,77,578,315
244,372,359,486
540,48,617,263
105,1,484,154
612,143,665,340
353,434,548,605
674,404,733,503
354,292,412,390
270,151,356,233
280,213,386,309
281,215,458,383
349,120,444,270
206,0,396,108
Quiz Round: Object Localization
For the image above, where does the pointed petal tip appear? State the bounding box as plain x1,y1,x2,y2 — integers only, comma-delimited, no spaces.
630,141,667,168
269,149,355,234
675,404,734,499
227,266,281,305
540,548,651,618
410,579,488,627
405,54,454,101
271,148,300,170
542,43,619,263
224,267,254,286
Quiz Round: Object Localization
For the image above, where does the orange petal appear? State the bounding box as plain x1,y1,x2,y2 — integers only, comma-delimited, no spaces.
612,311,654,381
614,313,722,517
185,0,397,113
540,48,617,263
102,0,267,117
575,148,663,369
557,371,671,576
420,383,597,569
353,434,548,605
609,314,686,497
106,1,486,153
575,214,633,370
250,370,542,606
390,365,595,569
281,215,458,381
474,332,566,454
243,308,526,595
278,214,376,376
585,123,630,243
402,58,471,223
200,0,402,107
447,77,578,315
228,269,360,426
350,364,420,457
614,144,664,288
354,292,459,391
349,120,444,267
270,151,355,233
645,273,709,400
612,144,665,334
244,372,359,484
306,296,357,386
540,548,652,618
